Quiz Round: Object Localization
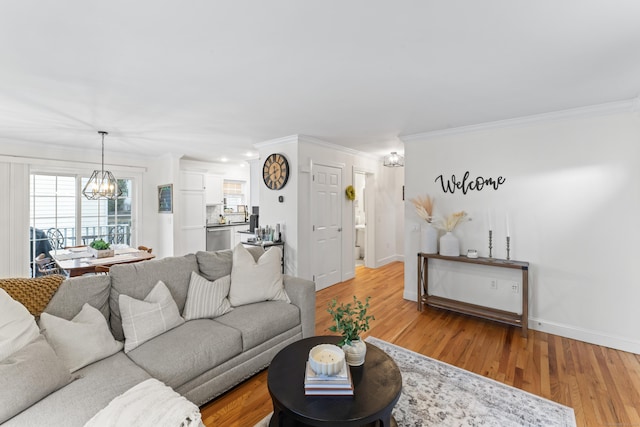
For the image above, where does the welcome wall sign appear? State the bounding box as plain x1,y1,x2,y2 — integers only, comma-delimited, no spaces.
435,171,506,194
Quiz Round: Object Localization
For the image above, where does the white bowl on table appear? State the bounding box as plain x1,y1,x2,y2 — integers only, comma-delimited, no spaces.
308,344,345,376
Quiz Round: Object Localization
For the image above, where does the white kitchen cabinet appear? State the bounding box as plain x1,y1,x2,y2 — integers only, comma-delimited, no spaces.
181,170,205,191
205,174,224,205
179,170,206,255
231,224,249,248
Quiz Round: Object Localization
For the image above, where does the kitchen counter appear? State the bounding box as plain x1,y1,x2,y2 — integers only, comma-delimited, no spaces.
206,222,249,229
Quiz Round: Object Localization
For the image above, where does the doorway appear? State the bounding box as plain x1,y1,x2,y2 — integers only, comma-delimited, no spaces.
354,170,375,272
354,172,366,267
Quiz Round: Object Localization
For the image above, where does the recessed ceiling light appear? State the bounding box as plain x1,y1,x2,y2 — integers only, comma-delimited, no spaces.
245,151,255,157
220,157,229,162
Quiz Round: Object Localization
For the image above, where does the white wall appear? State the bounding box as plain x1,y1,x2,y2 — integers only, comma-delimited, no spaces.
256,136,299,276
402,105,640,353
142,154,179,259
377,163,404,266
0,162,29,277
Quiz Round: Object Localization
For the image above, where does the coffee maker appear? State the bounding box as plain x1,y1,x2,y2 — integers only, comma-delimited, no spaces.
249,206,259,232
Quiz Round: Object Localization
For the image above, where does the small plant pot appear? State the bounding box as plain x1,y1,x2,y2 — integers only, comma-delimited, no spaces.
342,339,367,366
88,247,114,259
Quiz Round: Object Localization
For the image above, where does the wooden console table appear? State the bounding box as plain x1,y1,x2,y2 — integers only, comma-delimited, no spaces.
417,253,529,338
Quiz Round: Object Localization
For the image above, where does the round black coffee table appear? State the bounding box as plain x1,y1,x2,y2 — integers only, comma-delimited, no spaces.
267,336,402,427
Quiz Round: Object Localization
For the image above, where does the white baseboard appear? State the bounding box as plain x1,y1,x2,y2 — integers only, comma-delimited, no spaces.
529,317,640,355
342,271,355,282
376,254,404,268
402,289,640,354
403,289,418,302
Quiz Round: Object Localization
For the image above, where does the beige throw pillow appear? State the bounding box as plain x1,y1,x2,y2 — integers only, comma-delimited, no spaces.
119,281,185,353
0,288,40,361
39,303,123,372
183,272,233,321
229,243,289,307
0,335,74,424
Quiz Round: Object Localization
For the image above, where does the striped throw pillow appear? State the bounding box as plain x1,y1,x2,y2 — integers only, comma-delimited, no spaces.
119,281,184,353
182,272,233,321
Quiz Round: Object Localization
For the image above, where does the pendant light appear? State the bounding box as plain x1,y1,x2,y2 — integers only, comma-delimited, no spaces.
383,151,404,167
82,131,122,200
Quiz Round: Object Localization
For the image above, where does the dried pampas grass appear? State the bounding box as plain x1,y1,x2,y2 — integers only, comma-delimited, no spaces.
410,195,434,223
435,211,471,232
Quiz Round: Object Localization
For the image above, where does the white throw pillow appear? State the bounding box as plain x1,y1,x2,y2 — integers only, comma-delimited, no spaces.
229,243,290,307
38,303,123,372
0,335,74,424
0,288,40,361
119,281,185,353
183,272,233,321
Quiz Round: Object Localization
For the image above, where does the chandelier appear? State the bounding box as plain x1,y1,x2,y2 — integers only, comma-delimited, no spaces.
383,151,404,167
82,131,122,200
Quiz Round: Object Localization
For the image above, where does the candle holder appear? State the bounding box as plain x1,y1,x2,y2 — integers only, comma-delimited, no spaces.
488,230,493,258
506,236,511,261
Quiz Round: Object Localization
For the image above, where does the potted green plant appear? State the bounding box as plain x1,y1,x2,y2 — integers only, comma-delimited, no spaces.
327,296,374,366
88,239,114,259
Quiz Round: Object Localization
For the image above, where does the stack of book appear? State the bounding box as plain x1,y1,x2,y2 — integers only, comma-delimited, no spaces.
304,360,353,396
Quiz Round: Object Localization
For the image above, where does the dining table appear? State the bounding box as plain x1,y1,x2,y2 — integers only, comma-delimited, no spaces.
50,246,156,277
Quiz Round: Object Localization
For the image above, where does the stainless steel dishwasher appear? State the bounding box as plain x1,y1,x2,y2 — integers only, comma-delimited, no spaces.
206,227,231,251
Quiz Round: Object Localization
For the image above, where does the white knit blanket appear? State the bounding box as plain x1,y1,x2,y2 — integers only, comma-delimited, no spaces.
84,379,203,427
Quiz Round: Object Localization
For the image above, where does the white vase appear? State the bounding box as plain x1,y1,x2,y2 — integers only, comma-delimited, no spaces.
342,339,367,366
439,232,459,256
420,223,438,254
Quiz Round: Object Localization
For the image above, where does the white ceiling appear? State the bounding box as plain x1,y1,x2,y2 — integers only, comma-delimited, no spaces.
1,1,639,164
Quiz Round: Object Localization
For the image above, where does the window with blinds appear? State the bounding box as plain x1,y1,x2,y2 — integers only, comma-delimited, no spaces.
223,180,246,216
223,181,244,195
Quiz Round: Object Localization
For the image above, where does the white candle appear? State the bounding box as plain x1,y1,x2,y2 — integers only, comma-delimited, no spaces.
505,212,511,237
315,350,338,363
487,209,493,231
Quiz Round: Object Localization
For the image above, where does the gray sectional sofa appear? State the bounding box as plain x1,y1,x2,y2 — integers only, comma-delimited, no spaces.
4,248,315,426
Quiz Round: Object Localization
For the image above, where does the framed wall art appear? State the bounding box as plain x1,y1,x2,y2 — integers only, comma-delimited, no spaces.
158,184,173,213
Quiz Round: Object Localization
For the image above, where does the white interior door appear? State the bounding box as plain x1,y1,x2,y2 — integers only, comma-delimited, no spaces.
180,191,206,255
312,164,342,290
180,171,206,255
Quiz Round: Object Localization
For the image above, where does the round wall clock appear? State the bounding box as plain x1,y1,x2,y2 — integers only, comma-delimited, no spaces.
263,153,290,190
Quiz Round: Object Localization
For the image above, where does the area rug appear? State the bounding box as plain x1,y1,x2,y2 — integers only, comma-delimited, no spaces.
255,336,576,427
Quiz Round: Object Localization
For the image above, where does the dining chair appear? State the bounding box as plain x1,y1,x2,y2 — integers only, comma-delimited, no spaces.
47,228,65,250
108,225,126,245
35,254,62,276
137,246,153,253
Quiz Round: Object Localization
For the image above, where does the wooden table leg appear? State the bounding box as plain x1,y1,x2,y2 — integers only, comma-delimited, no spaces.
521,267,529,338
417,254,421,311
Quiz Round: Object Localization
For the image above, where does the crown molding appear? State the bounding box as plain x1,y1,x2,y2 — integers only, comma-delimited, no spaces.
401,98,639,143
298,135,379,160
0,153,146,173
253,135,299,149
253,134,378,160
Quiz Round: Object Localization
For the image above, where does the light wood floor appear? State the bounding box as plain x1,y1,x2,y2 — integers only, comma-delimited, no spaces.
201,262,640,427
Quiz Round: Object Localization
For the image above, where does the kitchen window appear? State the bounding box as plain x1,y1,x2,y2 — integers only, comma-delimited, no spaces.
223,180,247,221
